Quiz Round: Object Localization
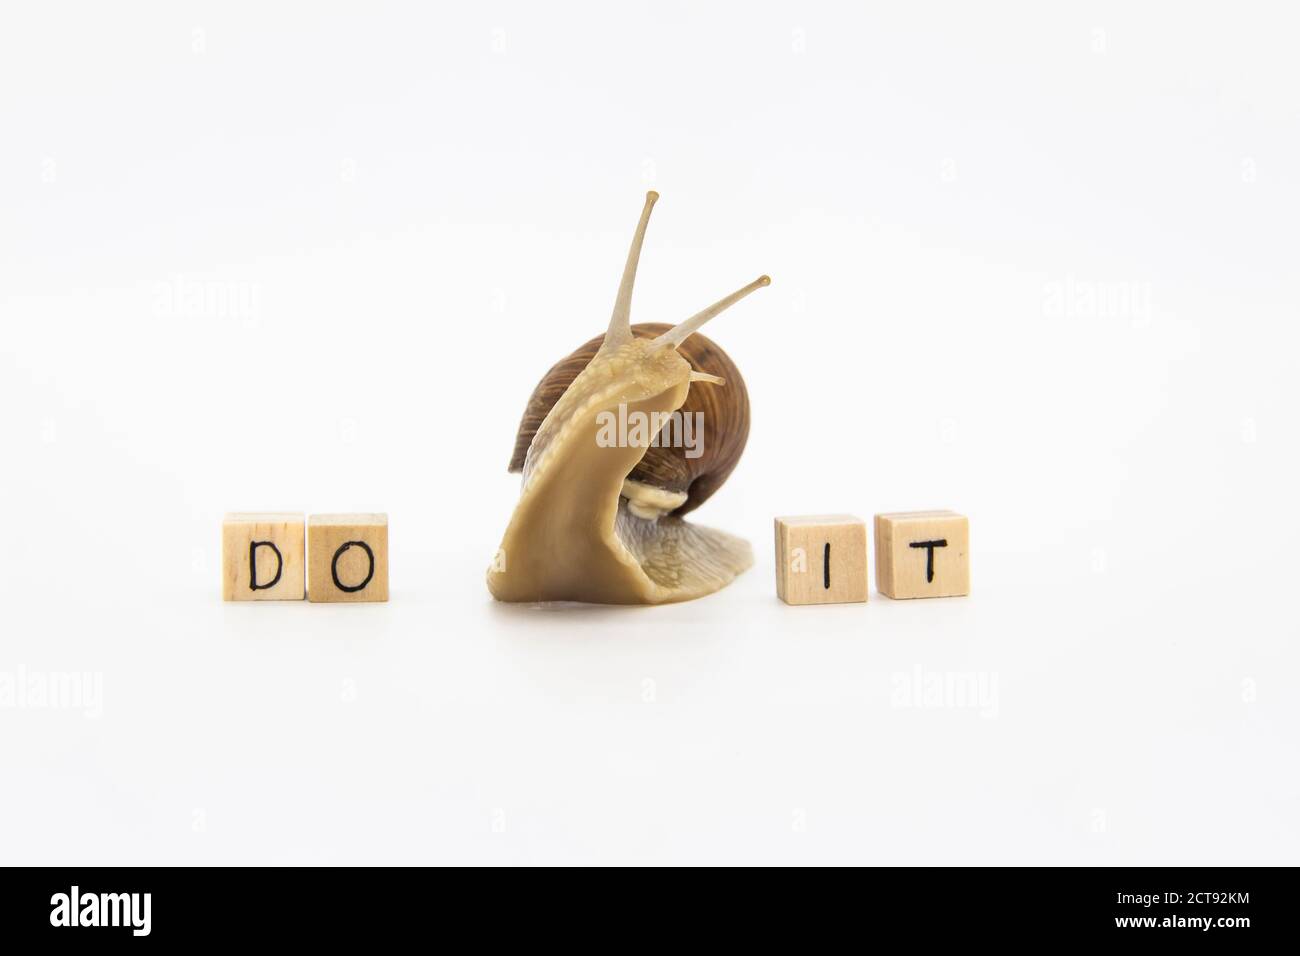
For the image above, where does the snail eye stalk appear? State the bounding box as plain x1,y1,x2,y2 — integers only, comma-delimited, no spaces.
650,275,770,351
604,190,659,349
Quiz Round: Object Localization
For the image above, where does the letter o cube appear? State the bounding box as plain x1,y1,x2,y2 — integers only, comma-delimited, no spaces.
308,513,389,603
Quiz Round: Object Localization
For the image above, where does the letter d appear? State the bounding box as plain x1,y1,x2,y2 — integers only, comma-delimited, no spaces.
249,540,283,590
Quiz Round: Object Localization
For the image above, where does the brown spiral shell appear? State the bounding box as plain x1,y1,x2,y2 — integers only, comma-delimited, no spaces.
508,323,749,517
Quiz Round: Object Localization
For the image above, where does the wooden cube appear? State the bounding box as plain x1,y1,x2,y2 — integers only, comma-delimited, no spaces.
874,510,970,599
222,513,305,601
307,513,389,603
774,514,868,605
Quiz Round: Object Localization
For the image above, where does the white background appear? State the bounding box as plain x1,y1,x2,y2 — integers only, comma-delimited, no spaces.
2,2,1296,865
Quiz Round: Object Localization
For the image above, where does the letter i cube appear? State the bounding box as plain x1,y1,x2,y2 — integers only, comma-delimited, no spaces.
307,513,389,603
774,515,868,605
222,513,306,600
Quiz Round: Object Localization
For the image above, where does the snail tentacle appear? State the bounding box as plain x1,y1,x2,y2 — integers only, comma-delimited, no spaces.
649,275,770,350
604,190,659,350
689,369,726,386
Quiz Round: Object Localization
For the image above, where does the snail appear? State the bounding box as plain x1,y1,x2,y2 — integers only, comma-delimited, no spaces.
487,191,768,604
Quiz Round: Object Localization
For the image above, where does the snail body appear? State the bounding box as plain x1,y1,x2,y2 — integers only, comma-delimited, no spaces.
487,192,767,605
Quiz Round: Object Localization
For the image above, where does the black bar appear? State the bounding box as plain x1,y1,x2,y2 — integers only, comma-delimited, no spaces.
0,866,1288,943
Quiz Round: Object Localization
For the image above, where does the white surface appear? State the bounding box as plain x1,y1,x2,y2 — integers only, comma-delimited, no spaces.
2,2,1297,865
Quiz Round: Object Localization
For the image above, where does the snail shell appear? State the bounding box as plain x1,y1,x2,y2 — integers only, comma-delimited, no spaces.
508,323,749,520
487,192,768,605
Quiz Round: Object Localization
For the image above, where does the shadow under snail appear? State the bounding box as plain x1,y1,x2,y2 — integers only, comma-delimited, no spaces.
487,191,769,604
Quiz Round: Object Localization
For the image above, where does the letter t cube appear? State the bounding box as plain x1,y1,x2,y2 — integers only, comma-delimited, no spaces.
874,510,970,599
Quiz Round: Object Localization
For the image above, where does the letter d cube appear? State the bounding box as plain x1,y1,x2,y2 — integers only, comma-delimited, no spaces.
222,513,306,600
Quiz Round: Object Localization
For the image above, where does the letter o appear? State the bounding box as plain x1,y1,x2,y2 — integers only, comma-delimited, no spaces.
331,541,375,593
